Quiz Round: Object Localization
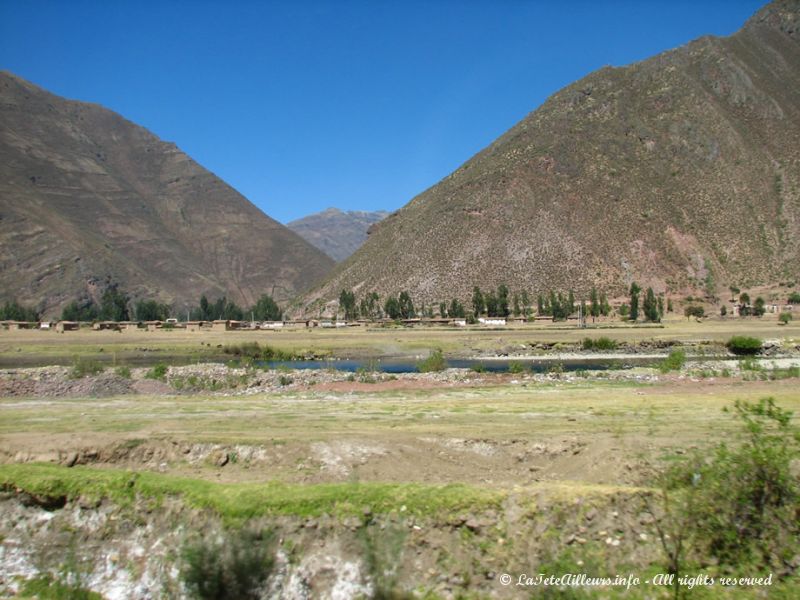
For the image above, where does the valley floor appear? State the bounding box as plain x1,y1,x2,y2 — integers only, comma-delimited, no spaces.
0,321,798,598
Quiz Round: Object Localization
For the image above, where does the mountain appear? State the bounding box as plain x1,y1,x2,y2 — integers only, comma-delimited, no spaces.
287,208,390,262
301,0,800,313
0,72,334,316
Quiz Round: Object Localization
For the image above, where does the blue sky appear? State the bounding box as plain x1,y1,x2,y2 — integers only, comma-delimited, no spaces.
1,0,763,223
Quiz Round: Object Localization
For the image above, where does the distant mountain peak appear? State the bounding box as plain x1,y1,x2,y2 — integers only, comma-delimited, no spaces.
288,208,389,262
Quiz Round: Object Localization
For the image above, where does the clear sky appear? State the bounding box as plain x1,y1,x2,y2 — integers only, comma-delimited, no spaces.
1,0,764,223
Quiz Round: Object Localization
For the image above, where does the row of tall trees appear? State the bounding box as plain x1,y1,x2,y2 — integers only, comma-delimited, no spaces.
61,283,130,322
384,291,415,320
628,282,665,323
471,285,511,318
336,285,621,322
56,281,283,323
0,300,40,321
188,293,283,322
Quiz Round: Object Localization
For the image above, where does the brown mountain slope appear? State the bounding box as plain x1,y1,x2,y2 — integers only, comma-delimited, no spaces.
0,72,334,316
302,0,800,313
287,208,390,262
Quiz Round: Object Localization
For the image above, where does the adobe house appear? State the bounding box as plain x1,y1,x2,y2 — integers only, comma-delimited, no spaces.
55,321,79,333
186,321,205,332
121,321,141,331
212,320,230,331
145,321,162,332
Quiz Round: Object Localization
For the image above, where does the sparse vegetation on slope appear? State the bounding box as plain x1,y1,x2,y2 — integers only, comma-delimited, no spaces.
303,2,800,311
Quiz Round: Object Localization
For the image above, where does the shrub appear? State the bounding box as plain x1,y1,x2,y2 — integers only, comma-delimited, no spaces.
684,305,705,319
647,398,799,589
581,336,617,351
278,375,293,386
69,357,105,379
21,574,101,600
416,349,447,373
658,349,686,373
778,312,792,325
145,363,168,380
114,365,131,379
739,356,763,372
547,362,564,375
181,528,275,600
507,361,525,374
788,291,800,304
222,342,293,361
726,336,762,356
470,364,486,373
356,366,377,384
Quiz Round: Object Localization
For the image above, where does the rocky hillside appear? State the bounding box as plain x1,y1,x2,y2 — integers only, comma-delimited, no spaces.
0,72,334,316
288,208,389,262
303,0,800,312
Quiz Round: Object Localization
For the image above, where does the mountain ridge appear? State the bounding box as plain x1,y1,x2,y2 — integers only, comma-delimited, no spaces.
0,71,334,316
300,0,800,314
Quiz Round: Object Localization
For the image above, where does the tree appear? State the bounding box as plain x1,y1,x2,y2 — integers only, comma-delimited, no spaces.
99,283,129,321
191,296,244,321
667,298,674,313
643,287,659,322
537,294,545,316
61,299,99,322
549,290,559,321
384,296,401,320
0,300,39,322
567,290,575,316
657,295,665,320
398,291,415,319
739,292,751,317
360,292,380,320
472,287,485,318
485,291,498,317
338,290,357,320
729,286,740,303
252,294,282,321
520,290,531,318
600,292,610,316
439,302,447,318
778,312,792,325
684,305,705,319
753,296,766,317
133,299,170,322
213,297,244,321
512,294,521,317
629,282,641,321
497,284,510,318
449,298,466,318
590,287,600,319
199,295,210,320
